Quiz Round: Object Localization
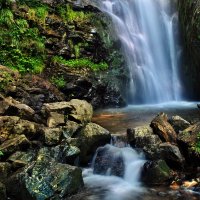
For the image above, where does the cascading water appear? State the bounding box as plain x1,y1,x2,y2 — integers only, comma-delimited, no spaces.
97,0,182,104
83,138,146,200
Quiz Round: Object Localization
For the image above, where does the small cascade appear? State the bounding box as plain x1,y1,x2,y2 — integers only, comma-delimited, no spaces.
83,136,146,200
97,0,182,104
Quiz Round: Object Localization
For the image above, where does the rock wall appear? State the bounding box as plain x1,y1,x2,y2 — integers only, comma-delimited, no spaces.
178,0,200,100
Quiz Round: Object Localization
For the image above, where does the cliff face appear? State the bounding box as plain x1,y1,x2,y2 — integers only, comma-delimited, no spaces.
178,0,200,100
0,0,128,108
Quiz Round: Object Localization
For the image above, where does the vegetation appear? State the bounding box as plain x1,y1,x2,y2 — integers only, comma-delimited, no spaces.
52,56,108,71
191,133,200,155
0,7,46,73
51,76,66,88
58,4,93,23
0,71,13,91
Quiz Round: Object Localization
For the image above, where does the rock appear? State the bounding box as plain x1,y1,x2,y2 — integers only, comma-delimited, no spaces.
47,112,65,127
159,143,185,169
63,120,81,138
77,123,111,164
142,160,172,185
127,126,162,159
38,144,80,165
0,182,6,200
93,144,124,177
6,155,83,200
41,127,63,145
8,151,36,169
0,116,42,143
177,122,200,166
150,113,177,143
68,99,93,124
169,116,190,133
0,135,30,156
0,162,11,183
0,96,35,121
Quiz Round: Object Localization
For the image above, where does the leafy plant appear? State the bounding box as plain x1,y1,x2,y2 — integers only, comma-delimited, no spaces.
51,76,66,88
0,151,3,157
191,133,200,155
52,56,108,71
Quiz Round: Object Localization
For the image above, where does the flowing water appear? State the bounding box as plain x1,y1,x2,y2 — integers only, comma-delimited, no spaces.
97,0,182,104
83,142,146,200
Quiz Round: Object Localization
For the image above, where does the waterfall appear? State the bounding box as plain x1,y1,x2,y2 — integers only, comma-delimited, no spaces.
83,138,146,200
98,0,182,104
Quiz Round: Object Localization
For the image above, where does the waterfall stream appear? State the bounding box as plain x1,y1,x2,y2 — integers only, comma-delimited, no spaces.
97,0,182,104
83,138,146,200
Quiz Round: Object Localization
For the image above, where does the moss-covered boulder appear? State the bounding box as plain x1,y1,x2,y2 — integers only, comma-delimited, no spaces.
142,160,172,185
6,155,83,200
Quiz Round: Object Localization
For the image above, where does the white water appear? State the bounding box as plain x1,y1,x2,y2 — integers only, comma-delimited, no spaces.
83,143,146,200
97,0,182,104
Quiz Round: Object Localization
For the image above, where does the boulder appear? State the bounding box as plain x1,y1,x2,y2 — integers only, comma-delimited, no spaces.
6,155,83,200
0,116,42,143
127,126,162,159
93,144,124,177
77,123,111,164
8,151,36,169
0,182,6,200
38,144,80,165
63,120,81,138
41,127,63,145
168,116,190,133
159,143,185,169
142,160,172,185
177,122,200,166
150,113,177,143
0,96,35,121
68,99,93,124
0,135,30,156
47,112,65,127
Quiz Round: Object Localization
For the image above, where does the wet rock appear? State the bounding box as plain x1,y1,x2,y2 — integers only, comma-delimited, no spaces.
142,160,172,185
0,162,11,183
151,113,177,143
6,155,83,200
38,144,80,165
77,123,111,164
93,144,124,177
127,126,162,159
159,143,185,169
0,135,30,156
0,182,6,200
169,115,190,133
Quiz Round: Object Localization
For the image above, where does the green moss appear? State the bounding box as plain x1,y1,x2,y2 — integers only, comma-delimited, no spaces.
51,76,66,88
0,71,13,91
52,56,108,71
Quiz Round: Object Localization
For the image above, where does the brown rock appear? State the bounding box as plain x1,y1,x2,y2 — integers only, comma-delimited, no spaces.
0,182,6,200
150,113,177,143
0,162,11,183
0,135,30,156
47,112,65,127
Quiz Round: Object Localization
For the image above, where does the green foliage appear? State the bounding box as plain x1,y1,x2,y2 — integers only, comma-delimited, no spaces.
52,56,108,71
0,8,46,73
0,71,13,91
58,4,92,23
51,76,66,88
0,9,14,27
191,133,200,155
